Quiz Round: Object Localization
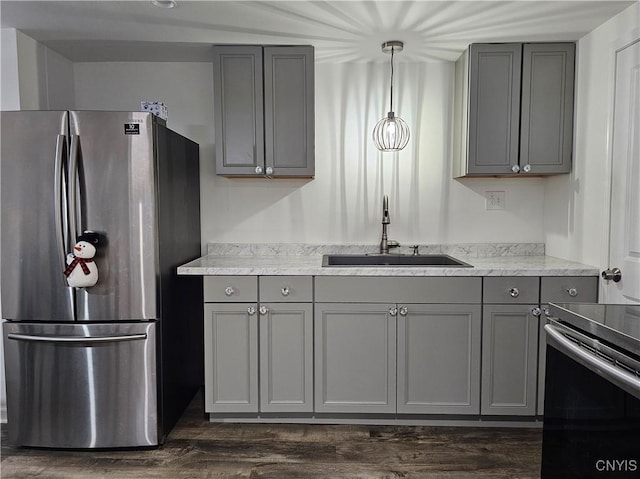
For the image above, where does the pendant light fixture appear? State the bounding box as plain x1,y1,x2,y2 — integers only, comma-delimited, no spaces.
373,40,410,152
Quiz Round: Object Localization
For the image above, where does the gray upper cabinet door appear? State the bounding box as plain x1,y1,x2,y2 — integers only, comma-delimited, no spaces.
397,304,481,414
314,303,397,413
454,42,575,177
204,303,258,413
213,46,264,176
213,45,314,177
264,46,315,177
466,43,523,176
481,304,539,416
520,43,575,174
259,303,313,413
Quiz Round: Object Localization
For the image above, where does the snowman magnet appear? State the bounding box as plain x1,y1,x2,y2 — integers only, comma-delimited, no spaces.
64,231,100,288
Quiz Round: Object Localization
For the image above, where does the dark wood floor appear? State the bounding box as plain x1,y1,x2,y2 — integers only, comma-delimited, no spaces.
1,392,542,478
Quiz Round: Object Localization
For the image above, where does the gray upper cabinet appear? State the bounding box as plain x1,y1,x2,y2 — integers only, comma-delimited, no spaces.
213,45,314,178
454,43,575,178
520,44,575,174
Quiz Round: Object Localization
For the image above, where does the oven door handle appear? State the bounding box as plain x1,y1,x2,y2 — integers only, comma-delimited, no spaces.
545,324,640,400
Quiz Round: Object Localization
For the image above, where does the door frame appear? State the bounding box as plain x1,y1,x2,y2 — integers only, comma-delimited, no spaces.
600,33,640,302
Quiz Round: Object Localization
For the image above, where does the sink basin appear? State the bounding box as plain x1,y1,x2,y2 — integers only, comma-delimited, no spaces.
322,254,472,267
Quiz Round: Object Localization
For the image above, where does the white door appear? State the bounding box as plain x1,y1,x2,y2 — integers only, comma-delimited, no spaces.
603,40,640,304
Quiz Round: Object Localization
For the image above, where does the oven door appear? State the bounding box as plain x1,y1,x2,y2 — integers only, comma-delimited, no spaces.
542,322,640,478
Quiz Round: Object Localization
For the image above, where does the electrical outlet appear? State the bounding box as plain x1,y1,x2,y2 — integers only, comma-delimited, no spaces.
486,191,505,210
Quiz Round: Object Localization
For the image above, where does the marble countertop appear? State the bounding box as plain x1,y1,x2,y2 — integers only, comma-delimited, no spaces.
177,253,599,277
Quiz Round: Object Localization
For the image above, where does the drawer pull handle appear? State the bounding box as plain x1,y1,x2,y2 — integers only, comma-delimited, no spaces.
224,286,235,297
567,287,578,297
281,287,290,296
509,287,520,298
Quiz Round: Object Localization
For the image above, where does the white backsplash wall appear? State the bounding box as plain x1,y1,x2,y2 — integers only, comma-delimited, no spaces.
74,60,545,246
544,3,639,270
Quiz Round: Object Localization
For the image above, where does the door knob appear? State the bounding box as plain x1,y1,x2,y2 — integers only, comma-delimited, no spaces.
601,267,622,282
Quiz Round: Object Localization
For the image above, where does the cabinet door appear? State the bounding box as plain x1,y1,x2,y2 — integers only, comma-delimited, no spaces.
520,43,575,174
397,304,481,414
314,303,396,413
263,46,314,177
259,303,313,412
213,45,264,175
468,43,522,175
537,276,598,414
204,303,258,413
481,304,539,415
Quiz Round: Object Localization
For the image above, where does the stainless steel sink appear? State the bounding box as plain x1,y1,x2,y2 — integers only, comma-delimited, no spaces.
322,254,472,267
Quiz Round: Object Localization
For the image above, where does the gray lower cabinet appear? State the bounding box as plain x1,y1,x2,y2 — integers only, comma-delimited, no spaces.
397,304,481,414
481,304,539,415
259,303,313,412
204,303,258,413
213,45,314,177
314,303,397,413
537,276,599,415
454,42,575,177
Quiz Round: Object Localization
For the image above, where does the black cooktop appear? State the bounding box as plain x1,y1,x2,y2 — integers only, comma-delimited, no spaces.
548,303,640,356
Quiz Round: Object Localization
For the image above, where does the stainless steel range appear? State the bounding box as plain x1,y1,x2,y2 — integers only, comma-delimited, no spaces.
542,303,640,478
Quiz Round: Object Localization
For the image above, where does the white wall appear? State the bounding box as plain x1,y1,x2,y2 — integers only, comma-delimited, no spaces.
74,60,546,247
544,3,640,270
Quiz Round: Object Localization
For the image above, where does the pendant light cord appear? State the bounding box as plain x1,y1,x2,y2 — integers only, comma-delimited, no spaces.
389,46,395,113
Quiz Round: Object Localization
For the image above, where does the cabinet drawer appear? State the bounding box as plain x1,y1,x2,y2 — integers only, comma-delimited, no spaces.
259,276,312,302
483,277,539,304
541,276,598,303
204,276,258,302
315,277,481,304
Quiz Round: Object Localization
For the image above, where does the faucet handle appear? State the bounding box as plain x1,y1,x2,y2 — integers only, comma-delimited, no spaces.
412,245,419,256
387,240,400,249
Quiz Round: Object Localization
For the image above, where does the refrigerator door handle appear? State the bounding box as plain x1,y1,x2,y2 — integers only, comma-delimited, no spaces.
7,333,148,343
68,134,80,240
54,134,67,269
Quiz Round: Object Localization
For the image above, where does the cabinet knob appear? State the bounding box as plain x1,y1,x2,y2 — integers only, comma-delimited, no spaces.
399,306,408,316
255,166,263,174
266,166,274,175
530,306,542,317
281,287,290,297
543,306,551,318
567,287,578,297
522,164,532,173
508,287,520,298
259,305,269,315
224,286,235,296
511,165,520,173
247,306,256,316
388,307,398,316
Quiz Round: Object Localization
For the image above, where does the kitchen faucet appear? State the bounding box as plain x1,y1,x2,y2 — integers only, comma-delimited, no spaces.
379,195,399,254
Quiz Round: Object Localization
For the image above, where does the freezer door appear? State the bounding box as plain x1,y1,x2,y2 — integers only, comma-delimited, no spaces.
1,111,75,321
69,111,158,321
3,321,158,448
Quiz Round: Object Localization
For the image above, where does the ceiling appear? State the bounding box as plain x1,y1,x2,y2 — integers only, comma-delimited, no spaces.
1,1,636,63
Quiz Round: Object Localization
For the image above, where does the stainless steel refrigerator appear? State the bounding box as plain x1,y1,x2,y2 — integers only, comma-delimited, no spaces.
1,110,203,448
